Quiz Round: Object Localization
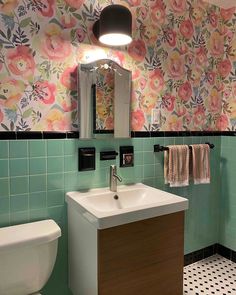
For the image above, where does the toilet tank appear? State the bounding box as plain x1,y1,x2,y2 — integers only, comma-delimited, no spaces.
0,219,61,295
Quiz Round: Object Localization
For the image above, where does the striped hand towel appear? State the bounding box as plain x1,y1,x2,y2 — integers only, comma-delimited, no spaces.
164,145,190,187
190,144,210,184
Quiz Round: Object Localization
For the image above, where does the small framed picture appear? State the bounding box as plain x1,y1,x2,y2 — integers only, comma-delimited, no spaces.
122,153,133,167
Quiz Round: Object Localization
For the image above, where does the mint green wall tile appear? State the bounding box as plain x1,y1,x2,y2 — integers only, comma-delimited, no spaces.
10,176,29,195
0,160,8,177
95,142,117,153
29,192,46,209
29,175,46,193
154,177,165,190
154,138,164,147
174,137,184,145
93,169,108,187
144,164,155,178
154,151,163,165
0,141,8,158
220,136,236,250
47,173,64,190
0,213,10,227
48,206,64,224
77,139,94,148
9,141,28,158
0,178,9,197
64,155,77,172
143,178,155,187
48,190,64,207
119,166,143,181
133,138,143,151
0,197,9,214
29,157,46,175
77,171,97,189
9,158,28,176
10,194,28,212
134,152,143,165
10,211,29,225
0,136,224,294
155,163,163,178
64,172,79,190
143,138,154,151
191,136,202,144
64,140,76,155
48,157,64,173
143,152,154,165
29,208,48,222
47,140,64,156
100,159,116,168
183,137,192,145
164,137,175,146
29,140,46,157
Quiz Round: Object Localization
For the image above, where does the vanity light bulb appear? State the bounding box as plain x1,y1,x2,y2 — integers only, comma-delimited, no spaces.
99,33,132,46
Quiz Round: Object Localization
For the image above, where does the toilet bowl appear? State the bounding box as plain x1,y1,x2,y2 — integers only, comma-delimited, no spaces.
0,219,61,295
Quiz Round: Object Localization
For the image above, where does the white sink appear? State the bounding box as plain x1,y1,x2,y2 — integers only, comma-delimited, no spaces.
66,183,188,229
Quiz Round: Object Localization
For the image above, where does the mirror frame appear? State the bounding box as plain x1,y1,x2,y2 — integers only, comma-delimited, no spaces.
78,59,132,139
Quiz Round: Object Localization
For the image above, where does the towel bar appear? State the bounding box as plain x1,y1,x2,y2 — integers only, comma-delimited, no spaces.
154,142,215,153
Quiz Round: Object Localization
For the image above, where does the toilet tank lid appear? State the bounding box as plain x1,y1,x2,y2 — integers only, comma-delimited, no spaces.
0,219,61,251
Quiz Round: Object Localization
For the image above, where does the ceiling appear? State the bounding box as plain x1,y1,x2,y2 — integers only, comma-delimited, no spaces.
204,0,236,8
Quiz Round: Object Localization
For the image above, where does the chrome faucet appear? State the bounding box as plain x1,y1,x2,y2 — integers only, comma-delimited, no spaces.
110,165,122,192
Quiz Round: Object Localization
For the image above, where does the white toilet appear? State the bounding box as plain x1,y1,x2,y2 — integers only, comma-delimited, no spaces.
0,219,61,295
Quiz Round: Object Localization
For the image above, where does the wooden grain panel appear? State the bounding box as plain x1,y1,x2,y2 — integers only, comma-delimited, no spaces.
98,212,184,295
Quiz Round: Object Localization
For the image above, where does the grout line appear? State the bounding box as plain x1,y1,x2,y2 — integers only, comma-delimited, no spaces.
45,140,48,211
26,140,29,222
7,141,10,225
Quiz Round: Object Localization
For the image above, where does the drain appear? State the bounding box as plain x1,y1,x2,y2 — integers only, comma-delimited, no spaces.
114,195,119,200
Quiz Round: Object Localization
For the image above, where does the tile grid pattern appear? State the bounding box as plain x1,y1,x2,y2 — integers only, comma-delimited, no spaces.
0,136,221,294
184,254,236,294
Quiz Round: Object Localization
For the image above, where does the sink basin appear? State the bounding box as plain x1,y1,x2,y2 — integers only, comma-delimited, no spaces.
66,183,188,229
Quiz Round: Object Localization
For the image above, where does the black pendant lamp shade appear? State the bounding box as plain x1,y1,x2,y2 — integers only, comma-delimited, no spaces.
93,5,132,46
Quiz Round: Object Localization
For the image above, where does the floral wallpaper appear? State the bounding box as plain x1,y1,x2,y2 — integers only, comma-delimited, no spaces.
0,0,235,131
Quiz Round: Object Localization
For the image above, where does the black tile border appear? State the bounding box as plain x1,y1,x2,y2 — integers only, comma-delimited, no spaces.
184,243,236,266
16,131,43,140
0,131,79,140
1,130,236,140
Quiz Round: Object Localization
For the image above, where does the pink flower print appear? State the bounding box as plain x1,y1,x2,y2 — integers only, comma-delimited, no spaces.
216,114,229,131
131,109,145,130
180,19,194,39
128,39,147,62
178,81,192,102
7,46,35,80
217,59,232,78
169,0,186,13
60,66,78,91
35,81,56,105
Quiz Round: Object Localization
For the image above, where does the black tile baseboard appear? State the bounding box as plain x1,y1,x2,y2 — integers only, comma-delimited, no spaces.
184,244,236,266
184,245,216,266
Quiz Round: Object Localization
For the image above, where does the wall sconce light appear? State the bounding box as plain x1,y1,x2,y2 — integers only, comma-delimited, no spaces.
92,5,132,46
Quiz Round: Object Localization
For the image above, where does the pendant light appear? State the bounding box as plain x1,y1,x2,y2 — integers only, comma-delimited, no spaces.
92,5,132,46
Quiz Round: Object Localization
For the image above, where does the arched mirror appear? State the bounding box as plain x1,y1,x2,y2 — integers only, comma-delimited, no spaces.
78,59,131,139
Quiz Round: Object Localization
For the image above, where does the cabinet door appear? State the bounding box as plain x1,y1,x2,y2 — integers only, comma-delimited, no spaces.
98,212,184,295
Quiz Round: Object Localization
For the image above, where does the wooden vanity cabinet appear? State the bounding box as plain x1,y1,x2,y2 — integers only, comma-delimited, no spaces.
68,206,184,295
98,211,184,295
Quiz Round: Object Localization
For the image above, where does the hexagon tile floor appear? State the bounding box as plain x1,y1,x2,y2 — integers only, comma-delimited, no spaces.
183,254,236,294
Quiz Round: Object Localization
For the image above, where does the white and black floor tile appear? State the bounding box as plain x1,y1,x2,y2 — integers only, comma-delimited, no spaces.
183,254,236,294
